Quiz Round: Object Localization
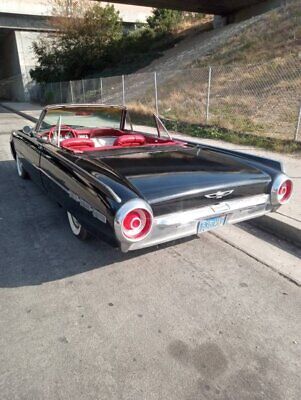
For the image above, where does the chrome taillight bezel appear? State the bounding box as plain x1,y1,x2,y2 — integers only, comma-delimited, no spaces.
271,174,293,206
114,199,153,243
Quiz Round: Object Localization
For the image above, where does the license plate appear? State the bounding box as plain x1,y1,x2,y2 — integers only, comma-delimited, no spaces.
197,215,227,234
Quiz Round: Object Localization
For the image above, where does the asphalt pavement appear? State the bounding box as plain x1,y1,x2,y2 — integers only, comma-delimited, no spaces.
0,106,301,400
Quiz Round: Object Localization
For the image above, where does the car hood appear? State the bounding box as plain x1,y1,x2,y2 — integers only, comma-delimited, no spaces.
80,145,271,215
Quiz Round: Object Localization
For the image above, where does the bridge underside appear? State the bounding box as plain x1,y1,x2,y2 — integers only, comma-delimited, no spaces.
0,13,54,32
104,0,266,15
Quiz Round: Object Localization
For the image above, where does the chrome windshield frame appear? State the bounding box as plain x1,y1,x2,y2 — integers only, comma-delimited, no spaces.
35,104,126,133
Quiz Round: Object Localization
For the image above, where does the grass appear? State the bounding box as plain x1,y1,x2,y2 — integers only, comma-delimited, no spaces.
163,119,301,154
50,0,301,148
192,0,301,67
122,100,301,153
124,52,301,141
123,1,301,152
100,16,212,78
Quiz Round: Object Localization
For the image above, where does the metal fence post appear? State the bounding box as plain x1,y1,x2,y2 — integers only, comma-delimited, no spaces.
206,66,212,124
295,102,301,141
70,81,74,103
49,82,53,103
59,81,63,103
122,75,125,106
100,78,103,102
82,79,86,103
154,71,159,115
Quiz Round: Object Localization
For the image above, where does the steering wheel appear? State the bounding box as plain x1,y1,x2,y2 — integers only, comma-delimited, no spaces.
48,125,77,142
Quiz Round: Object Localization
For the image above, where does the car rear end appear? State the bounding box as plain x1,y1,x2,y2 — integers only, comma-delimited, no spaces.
113,175,292,252
89,145,293,252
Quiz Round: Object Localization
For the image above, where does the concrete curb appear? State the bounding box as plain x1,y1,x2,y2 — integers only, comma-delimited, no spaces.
2,102,300,247
252,213,301,248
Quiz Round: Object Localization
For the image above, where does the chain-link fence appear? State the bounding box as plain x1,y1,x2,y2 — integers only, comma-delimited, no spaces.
1,58,301,141
0,75,25,102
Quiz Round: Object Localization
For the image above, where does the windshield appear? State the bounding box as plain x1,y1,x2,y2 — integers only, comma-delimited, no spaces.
125,111,171,140
38,106,123,131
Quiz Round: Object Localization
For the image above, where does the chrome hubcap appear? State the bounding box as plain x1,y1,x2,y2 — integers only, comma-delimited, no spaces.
16,155,23,176
67,212,82,235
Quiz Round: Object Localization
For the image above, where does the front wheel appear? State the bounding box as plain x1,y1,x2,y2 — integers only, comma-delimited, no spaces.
67,211,90,240
16,154,29,179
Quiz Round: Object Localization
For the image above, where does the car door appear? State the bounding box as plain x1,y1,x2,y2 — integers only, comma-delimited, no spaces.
12,130,43,187
39,143,107,235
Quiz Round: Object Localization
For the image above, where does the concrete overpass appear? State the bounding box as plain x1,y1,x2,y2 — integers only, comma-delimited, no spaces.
0,0,152,101
103,0,282,20
0,0,282,101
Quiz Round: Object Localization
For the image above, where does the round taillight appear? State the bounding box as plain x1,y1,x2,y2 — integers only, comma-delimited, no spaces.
277,179,293,204
121,208,152,240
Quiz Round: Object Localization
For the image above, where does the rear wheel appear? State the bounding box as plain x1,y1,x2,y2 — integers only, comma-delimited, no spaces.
16,154,29,179
67,211,90,240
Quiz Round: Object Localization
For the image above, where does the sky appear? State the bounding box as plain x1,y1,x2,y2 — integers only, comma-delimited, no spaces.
103,2,153,22
0,1,153,23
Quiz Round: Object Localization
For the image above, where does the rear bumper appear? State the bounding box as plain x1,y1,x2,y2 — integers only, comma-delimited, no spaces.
120,194,273,252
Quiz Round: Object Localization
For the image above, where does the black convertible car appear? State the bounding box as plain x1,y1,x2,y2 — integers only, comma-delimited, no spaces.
10,104,293,252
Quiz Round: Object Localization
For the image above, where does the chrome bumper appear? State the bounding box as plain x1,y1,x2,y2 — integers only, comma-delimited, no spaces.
120,194,272,252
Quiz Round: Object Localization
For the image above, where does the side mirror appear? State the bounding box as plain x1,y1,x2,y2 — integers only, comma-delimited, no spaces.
22,126,33,136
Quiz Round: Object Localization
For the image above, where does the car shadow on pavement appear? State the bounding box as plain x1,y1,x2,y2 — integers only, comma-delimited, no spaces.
239,222,301,260
0,160,189,288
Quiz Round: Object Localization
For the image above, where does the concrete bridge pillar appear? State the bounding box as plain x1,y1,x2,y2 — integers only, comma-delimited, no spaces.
213,15,228,29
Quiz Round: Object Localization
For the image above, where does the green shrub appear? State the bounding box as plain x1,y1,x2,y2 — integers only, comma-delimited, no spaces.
147,9,183,33
31,3,122,82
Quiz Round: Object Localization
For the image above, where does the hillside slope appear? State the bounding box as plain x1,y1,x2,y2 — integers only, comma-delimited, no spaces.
138,0,300,72
45,1,300,145
122,0,300,143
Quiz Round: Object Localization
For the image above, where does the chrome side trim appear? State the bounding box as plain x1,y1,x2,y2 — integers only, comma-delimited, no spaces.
38,167,107,223
97,180,122,204
119,194,271,252
38,167,66,192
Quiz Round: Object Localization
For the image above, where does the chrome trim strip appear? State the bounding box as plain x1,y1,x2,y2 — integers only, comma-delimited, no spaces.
38,167,107,223
38,167,66,192
97,180,122,204
148,180,268,204
119,194,271,252
92,210,107,224
30,162,109,223
156,194,269,226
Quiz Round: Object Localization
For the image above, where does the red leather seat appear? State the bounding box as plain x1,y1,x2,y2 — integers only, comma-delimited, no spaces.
61,138,95,151
90,128,124,137
114,134,146,147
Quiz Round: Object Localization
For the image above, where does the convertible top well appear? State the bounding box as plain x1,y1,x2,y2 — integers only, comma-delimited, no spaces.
35,104,181,153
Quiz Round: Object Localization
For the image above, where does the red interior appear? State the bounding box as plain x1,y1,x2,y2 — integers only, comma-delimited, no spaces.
41,127,184,153
113,134,146,147
60,138,96,152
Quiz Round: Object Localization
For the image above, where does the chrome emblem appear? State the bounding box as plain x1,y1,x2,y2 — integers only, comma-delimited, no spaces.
205,190,234,199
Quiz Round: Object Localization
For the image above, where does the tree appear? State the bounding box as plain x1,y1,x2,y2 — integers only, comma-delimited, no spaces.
31,1,123,82
147,9,183,33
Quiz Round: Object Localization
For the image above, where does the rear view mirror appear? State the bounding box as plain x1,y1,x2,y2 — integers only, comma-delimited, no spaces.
22,126,33,136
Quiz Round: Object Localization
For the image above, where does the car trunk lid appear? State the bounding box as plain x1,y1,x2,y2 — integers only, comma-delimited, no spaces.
85,145,271,215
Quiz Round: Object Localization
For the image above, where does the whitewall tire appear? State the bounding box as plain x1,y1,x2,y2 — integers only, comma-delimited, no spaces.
67,211,90,240
16,154,28,179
